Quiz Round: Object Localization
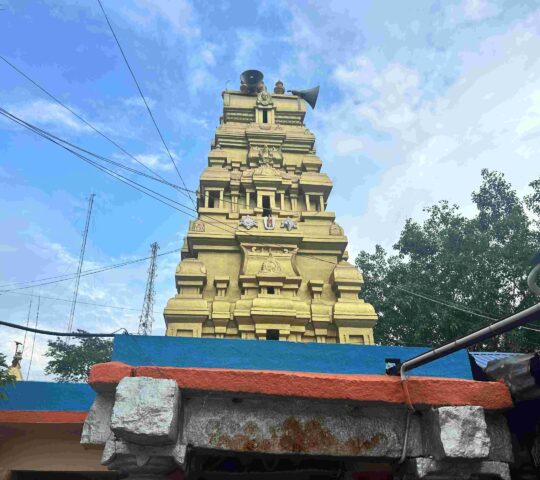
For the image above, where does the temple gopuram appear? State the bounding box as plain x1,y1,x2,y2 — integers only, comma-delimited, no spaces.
164,71,377,345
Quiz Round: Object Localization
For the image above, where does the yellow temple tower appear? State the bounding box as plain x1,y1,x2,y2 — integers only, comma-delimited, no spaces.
164,71,378,344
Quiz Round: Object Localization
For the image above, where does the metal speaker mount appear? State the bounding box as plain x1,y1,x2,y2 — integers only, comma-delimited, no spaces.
288,85,320,109
240,70,264,93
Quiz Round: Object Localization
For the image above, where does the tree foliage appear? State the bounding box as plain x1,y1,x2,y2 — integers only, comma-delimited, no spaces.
356,170,540,352
44,331,113,382
0,352,16,400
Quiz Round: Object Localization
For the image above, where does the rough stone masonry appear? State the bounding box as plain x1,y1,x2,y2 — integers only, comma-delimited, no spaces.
82,375,514,479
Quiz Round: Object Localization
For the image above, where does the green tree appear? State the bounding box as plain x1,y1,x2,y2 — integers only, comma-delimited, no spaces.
44,331,113,382
356,170,540,352
0,352,16,400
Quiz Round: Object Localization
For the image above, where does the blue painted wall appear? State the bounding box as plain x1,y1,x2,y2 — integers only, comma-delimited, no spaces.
113,335,473,380
0,381,95,411
0,338,473,412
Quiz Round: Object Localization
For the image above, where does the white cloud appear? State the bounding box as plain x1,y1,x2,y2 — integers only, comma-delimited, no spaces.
318,9,540,259
7,99,92,133
123,96,157,109
233,30,265,71
459,0,500,21
120,0,200,39
134,152,175,172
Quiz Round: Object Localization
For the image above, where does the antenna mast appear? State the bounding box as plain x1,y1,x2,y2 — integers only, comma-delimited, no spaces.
138,242,159,335
67,193,95,340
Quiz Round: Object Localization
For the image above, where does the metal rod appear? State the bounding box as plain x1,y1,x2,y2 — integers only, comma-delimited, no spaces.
390,264,540,376
396,302,540,375
0,319,120,337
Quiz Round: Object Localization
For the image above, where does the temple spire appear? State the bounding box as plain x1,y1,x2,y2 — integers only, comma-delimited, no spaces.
164,71,377,344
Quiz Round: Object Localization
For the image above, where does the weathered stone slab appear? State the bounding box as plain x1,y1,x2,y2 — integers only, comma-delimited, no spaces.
81,393,114,445
182,395,422,458
435,406,490,459
110,377,179,445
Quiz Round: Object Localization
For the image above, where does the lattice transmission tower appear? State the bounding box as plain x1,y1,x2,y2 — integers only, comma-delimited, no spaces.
67,193,95,342
138,242,159,335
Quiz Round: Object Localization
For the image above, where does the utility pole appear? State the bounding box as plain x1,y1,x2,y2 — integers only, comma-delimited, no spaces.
67,193,95,341
138,242,159,335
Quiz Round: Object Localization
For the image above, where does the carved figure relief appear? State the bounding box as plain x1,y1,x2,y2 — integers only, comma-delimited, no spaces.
329,222,344,236
191,220,205,232
274,80,285,94
257,90,273,106
257,145,273,165
281,218,297,231
240,215,258,230
260,253,281,273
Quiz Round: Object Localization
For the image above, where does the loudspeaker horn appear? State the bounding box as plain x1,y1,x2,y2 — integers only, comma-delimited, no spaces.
288,85,320,109
240,70,264,93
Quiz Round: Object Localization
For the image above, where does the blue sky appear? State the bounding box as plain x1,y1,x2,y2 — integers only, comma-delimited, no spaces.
1,0,540,379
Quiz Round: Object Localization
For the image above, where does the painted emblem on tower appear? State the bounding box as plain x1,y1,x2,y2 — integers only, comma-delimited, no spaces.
240,215,258,230
263,214,275,230
281,218,297,231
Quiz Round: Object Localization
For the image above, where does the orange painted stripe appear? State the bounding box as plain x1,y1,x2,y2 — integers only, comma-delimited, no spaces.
88,362,512,410
0,410,87,424
132,366,512,410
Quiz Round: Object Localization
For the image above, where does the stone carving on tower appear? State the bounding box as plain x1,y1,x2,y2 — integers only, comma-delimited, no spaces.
164,71,378,344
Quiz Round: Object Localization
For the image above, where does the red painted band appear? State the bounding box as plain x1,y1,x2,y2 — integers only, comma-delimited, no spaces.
0,410,87,424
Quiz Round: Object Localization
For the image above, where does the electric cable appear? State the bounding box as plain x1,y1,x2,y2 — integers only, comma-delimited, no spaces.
96,0,195,205
0,290,160,313
392,284,540,337
1,106,340,270
0,247,180,289
0,53,177,188
0,319,126,337
0,107,197,217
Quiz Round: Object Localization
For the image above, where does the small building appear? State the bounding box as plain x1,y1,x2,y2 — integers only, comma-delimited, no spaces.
1,336,515,479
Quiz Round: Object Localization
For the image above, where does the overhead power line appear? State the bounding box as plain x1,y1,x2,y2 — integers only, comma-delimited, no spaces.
0,106,340,270
0,290,160,313
0,319,126,337
394,284,540,336
0,53,176,187
96,0,195,205
0,251,182,294
0,107,197,217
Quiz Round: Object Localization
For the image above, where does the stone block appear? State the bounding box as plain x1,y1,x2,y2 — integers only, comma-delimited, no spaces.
486,412,513,463
406,458,510,480
81,393,114,445
111,377,179,445
436,406,490,459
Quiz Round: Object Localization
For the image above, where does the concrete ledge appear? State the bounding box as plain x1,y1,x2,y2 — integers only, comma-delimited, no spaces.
88,362,134,393
88,362,513,410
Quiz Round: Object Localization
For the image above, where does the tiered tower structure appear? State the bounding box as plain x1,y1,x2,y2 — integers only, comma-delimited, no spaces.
164,72,378,344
